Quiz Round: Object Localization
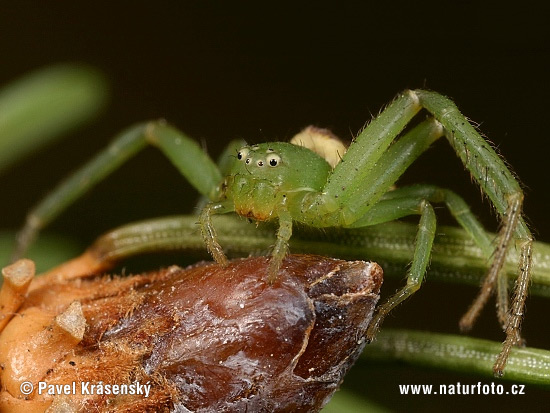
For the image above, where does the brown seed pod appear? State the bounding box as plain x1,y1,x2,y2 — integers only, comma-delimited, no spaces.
0,255,382,412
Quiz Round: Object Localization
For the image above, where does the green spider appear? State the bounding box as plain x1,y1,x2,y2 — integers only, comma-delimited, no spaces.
13,89,533,377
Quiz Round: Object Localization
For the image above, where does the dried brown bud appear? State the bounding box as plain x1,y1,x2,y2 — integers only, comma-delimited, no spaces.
0,255,382,412
0,258,35,331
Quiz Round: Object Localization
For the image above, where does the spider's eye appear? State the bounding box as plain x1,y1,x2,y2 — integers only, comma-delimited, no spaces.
245,158,251,165
257,160,264,167
237,148,249,161
268,154,281,167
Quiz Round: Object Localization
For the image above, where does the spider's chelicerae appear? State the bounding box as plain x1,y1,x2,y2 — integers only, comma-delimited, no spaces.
14,89,533,377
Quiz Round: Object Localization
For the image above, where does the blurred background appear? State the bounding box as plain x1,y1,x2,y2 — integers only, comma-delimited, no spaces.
1,2,548,411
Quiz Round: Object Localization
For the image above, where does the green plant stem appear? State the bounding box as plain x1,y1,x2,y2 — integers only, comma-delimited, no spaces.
89,214,550,298
363,328,550,387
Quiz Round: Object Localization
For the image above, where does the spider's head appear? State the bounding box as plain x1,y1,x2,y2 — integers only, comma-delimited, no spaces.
230,142,331,190
222,142,332,221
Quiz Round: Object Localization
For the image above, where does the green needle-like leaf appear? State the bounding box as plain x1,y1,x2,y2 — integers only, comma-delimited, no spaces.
0,64,108,173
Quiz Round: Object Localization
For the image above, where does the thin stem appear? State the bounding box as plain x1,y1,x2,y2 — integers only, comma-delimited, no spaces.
362,328,550,387
84,214,550,298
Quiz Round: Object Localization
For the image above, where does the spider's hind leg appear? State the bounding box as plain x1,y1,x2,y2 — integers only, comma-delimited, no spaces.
414,90,534,375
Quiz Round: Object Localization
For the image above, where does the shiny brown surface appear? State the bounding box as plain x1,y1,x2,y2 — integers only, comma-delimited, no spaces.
0,255,382,412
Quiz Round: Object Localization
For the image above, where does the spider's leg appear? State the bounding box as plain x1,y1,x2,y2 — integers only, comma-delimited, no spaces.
361,197,437,341
321,90,423,210
308,118,445,338
358,185,493,340
195,139,247,212
375,184,494,258
267,208,293,283
13,121,223,261
201,201,292,280
306,118,444,228
414,90,533,375
199,201,233,266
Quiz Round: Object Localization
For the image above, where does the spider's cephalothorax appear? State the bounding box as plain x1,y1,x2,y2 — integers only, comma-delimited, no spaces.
222,142,331,222
14,90,533,376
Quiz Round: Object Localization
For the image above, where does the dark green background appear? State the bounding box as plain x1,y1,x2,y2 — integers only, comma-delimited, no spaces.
1,2,548,411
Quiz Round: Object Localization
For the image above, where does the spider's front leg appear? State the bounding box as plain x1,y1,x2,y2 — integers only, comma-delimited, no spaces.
267,208,293,283
200,198,294,282
198,201,233,267
12,121,224,263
